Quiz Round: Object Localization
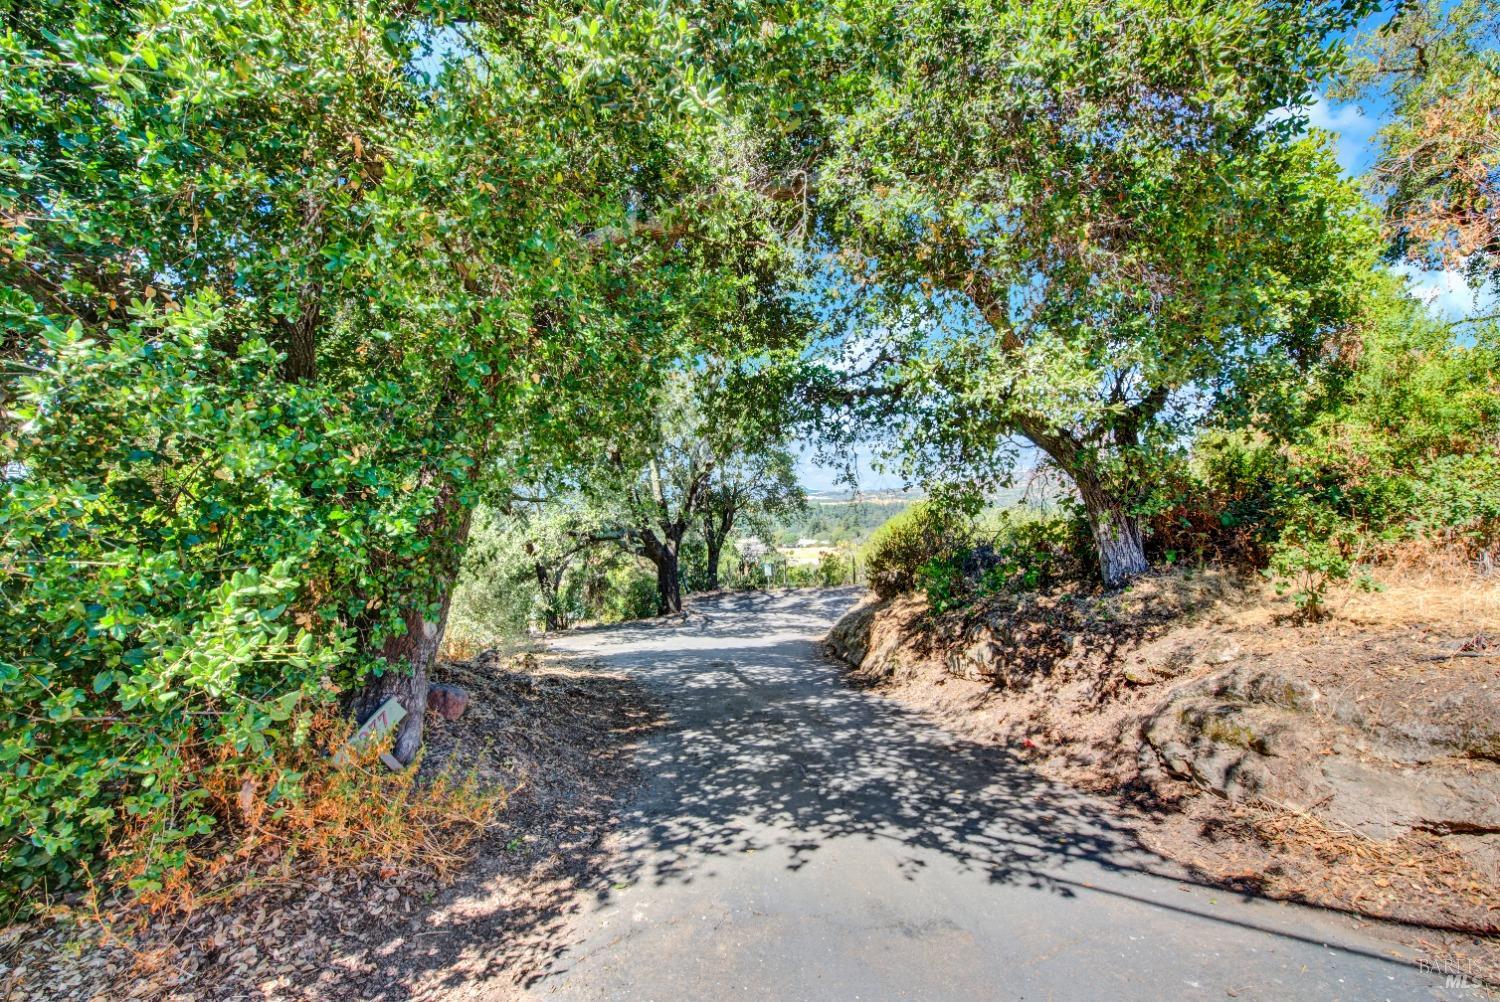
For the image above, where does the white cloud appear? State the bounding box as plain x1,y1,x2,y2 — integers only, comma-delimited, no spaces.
1391,264,1491,321
1301,94,1378,176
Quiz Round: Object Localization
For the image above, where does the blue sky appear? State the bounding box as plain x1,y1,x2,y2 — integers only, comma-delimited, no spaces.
794,88,1493,493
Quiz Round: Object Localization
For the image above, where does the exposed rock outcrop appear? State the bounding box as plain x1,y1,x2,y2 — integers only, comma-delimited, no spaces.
823,568,1500,930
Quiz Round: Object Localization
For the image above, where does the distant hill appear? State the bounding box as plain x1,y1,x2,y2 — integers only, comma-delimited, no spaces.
805,487,923,505
782,473,1069,548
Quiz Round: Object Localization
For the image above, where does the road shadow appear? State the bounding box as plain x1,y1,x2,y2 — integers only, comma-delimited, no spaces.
323,588,1448,999
574,588,1161,898
535,588,1453,994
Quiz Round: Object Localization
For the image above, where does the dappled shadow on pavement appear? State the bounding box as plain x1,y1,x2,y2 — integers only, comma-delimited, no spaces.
540,588,1451,994
575,588,1156,897
337,587,1445,999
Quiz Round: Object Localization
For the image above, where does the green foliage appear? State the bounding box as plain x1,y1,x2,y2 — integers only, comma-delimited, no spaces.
977,511,1092,595
1158,278,1500,607
914,509,1089,612
771,499,914,547
1338,0,1500,290
1,314,361,902
914,554,968,614
1263,508,1358,621
862,501,973,599
815,551,855,588
0,0,807,909
582,371,809,611
594,560,661,623
808,0,1379,584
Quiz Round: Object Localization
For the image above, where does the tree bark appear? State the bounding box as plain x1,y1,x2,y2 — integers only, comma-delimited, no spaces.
533,561,566,631
1075,477,1148,588
701,508,733,592
277,282,321,383
349,486,472,766
703,534,722,591
655,549,682,615
636,524,685,616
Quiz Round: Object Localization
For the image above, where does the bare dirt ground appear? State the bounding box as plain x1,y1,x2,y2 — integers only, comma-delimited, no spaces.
2,651,663,1002
824,566,1500,988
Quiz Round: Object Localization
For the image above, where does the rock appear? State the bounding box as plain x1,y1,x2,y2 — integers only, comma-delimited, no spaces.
945,637,1002,682
826,601,880,667
1208,665,1320,711
1139,667,1324,803
1351,681,1500,762
427,683,468,720
1202,637,1242,666
1320,758,1500,840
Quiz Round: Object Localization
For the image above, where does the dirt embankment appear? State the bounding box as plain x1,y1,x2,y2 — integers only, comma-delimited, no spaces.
4,651,664,1002
826,567,1500,971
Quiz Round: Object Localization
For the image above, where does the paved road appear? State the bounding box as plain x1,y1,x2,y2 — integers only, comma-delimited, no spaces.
531,588,1471,1001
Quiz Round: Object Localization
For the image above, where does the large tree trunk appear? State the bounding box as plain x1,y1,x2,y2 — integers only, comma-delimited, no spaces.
349,487,472,766
348,597,451,765
654,545,682,615
638,526,684,616
1075,478,1148,588
1012,414,1150,588
705,540,723,594
701,509,733,592
534,562,566,631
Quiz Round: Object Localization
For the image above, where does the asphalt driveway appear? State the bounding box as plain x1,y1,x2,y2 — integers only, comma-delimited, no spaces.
529,588,1470,1001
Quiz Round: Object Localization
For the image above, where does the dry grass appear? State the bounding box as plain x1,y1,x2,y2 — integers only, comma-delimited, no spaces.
1340,565,1500,632
105,711,506,918
7,650,663,1001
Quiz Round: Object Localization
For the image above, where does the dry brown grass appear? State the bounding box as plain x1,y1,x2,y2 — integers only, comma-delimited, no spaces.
439,634,485,662
11,651,663,1001
1340,564,1500,632
108,710,506,918
1149,546,1500,635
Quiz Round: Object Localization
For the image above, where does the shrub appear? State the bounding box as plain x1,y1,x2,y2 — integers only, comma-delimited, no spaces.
785,564,819,587
1155,295,1499,589
915,552,969,613
1262,503,1360,620
914,509,1089,612
977,509,1091,592
816,550,855,587
862,502,973,599
0,309,457,912
595,561,660,622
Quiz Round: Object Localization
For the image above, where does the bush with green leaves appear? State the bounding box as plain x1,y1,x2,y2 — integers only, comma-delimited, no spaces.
1262,504,1360,620
1,311,388,904
977,510,1092,594
816,551,855,587
1,0,815,913
913,509,1090,612
1157,278,1499,603
862,502,975,599
594,560,662,623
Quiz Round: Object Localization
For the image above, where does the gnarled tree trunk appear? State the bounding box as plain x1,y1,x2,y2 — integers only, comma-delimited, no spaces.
1010,412,1151,589
703,536,722,591
701,509,732,592
534,561,567,631
637,526,684,615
